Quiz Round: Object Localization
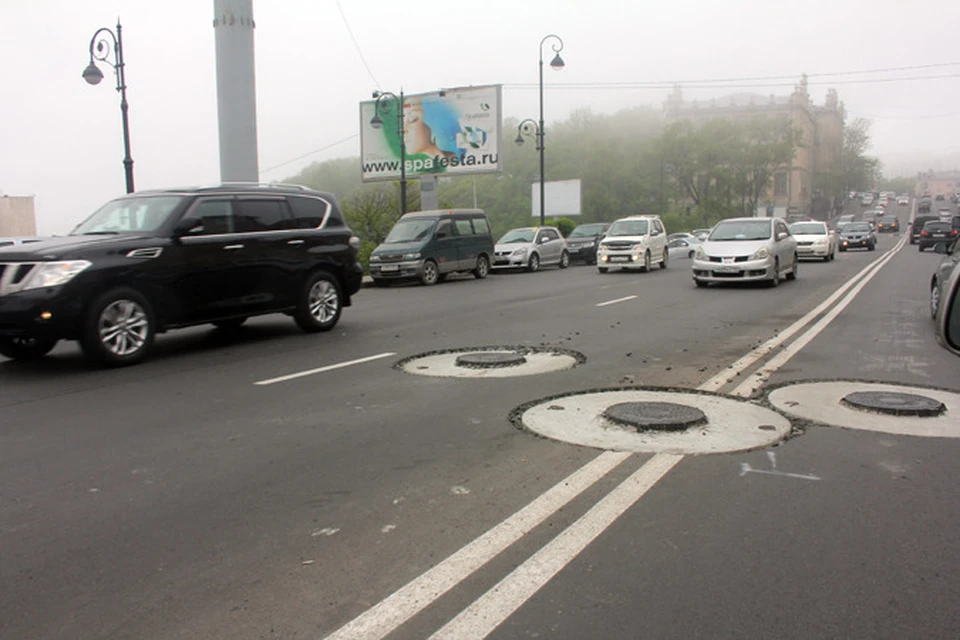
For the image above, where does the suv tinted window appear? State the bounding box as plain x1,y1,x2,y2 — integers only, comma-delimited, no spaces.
190,199,235,235
472,217,490,235
287,196,329,229
236,200,291,232
455,219,474,236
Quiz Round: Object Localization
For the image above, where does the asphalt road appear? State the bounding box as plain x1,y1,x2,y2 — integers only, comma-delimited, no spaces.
2,199,958,639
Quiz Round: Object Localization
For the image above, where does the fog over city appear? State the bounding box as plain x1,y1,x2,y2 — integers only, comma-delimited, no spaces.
3,0,959,234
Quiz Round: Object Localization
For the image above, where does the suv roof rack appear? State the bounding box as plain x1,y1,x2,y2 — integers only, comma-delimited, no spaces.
198,182,311,191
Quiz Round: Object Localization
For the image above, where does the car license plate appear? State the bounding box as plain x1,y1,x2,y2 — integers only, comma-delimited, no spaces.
717,265,739,273
609,256,629,262
380,264,399,272
722,257,735,264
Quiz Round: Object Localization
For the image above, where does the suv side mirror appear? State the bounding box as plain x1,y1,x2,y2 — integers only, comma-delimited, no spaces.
650,229,661,237
937,266,960,355
174,216,203,236
777,232,788,241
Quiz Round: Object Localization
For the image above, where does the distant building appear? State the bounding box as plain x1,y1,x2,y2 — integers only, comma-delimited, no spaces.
664,76,844,216
916,170,960,197
0,194,37,236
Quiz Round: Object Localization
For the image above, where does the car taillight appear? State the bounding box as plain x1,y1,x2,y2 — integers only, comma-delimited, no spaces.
952,230,959,236
921,230,929,236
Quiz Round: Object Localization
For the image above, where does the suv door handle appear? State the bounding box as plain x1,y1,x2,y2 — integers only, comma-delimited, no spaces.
224,244,245,250
287,239,305,245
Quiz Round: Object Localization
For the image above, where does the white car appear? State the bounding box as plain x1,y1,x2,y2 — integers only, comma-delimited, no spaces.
596,215,668,273
897,196,910,206
492,226,569,272
692,217,798,288
789,220,837,261
667,236,702,260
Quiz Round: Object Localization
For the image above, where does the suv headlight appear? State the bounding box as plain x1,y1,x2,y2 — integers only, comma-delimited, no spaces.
21,260,92,291
402,252,421,260
695,247,707,260
369,254,381,262
750,248,770,260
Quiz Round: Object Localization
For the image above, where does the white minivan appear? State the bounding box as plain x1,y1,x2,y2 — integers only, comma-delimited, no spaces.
596,215,668,273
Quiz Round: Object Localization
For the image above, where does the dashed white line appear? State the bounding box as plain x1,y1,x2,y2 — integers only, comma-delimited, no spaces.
595,295,637,307
254,352,397,386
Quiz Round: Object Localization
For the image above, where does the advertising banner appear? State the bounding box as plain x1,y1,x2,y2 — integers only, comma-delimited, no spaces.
360,85,502,182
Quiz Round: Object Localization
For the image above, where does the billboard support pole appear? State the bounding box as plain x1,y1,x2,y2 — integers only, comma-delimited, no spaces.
371,89,407,214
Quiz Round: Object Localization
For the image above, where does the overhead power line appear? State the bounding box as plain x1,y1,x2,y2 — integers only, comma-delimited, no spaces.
335,0,380,88
259,134,359,176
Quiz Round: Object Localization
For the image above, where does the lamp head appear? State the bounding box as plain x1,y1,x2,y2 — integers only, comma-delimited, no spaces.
82,61,104,85
515,133,525,147
550,53,565,71
370,113,384,129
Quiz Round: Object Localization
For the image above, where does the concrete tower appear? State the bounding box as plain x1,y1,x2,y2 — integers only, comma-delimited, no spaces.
213,0,259,182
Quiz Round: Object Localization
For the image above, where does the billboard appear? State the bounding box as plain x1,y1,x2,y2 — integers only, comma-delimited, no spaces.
360,85,502,183
531,179,582,217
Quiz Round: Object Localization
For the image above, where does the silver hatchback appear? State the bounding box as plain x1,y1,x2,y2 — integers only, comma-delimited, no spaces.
691,217,798,288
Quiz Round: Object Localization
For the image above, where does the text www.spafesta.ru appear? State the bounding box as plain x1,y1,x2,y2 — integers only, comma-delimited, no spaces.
363,153,499,174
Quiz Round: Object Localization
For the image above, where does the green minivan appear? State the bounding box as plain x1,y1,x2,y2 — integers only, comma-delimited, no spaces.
368,209,495,286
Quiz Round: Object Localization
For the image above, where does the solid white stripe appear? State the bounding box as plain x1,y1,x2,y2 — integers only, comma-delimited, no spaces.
428,453,684,640
595,295,637,307
322,451,632,640
254,352,397,385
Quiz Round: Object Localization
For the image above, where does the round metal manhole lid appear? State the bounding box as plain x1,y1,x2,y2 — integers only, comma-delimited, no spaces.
397,346,584,378
768,381,960,438
841,391,946,417
603,402,707,432
455,352,528,368
513,388,790,454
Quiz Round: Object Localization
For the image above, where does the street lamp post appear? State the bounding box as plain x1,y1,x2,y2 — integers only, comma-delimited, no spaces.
83,20,135,194
370,90,407,215
515,34,564,226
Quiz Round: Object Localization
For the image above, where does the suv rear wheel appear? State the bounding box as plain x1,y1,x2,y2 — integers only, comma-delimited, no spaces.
0,336,58,361
295,271,342,332
473,255,490,279
640,250,652,273
659,247,668,269
80,287,155,367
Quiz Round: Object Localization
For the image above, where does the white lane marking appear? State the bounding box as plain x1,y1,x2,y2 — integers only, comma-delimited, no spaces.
254,352,397,386
700,243,900,393
595,295,637,307
428,453,683,640
322,451,631,640
731,233,907,398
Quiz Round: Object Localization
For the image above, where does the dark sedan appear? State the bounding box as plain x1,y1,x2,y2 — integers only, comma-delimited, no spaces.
910,215,939,244
877,215,900,233
918,221,959,252
838,222,876,251
564,222,610,265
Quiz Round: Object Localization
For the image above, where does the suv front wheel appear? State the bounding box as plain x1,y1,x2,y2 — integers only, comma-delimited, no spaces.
80,287,155,367
295,270,342,332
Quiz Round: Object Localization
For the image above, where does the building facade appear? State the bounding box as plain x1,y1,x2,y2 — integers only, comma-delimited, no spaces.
916,170,960,198
664,76,844,216
0,194,37,236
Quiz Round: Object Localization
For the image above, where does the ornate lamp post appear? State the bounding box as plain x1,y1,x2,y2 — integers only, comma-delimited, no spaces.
83,20,135,194
370,90,407,214
515,34,564,225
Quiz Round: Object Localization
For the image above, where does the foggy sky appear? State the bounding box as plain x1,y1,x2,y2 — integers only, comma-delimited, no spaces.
3,0,959,234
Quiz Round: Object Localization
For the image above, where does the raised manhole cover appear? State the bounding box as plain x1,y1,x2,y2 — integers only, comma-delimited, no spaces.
397,346,584,378
455,352,528,368
603,401,707,432
513,388,790,454
841,391,946,417
768,381,960,438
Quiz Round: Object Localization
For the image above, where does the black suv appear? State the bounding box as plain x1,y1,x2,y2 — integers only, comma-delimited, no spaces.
0,183,363,366
910,215,939,244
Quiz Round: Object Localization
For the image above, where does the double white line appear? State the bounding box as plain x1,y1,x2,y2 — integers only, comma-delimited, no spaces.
325,236,907,640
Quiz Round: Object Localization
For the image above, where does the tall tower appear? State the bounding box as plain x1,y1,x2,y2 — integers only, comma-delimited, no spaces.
213,0,259,182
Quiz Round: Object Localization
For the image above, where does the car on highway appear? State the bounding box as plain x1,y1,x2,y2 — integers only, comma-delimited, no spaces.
667,236,702,260
930,240,960,318
596,215,668,273
877,215,900,233
838,221,876,251
897,195,910,206
910,214,939,244
917,220,959,252
789,220,837,261
492,226,569,272
0,183,364,366
691,217,798,288
860,193,874,206
370,209,494,286
564,222,610,265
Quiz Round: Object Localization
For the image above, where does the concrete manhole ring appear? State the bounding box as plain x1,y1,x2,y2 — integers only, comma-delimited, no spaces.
397,346,585,378
512,388,791,454
767,381,960,438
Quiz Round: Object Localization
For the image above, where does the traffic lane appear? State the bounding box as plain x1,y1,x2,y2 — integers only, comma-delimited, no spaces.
491,431,959,640
485,225,960,639
0,234,897,638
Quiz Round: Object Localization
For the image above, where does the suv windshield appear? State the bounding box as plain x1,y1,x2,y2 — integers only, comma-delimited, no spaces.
606,220,649,236
709,220,772,241
498,229,536,244
569,224,607,238
384,219,436,244
790,222,826,235
71,196,185,235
